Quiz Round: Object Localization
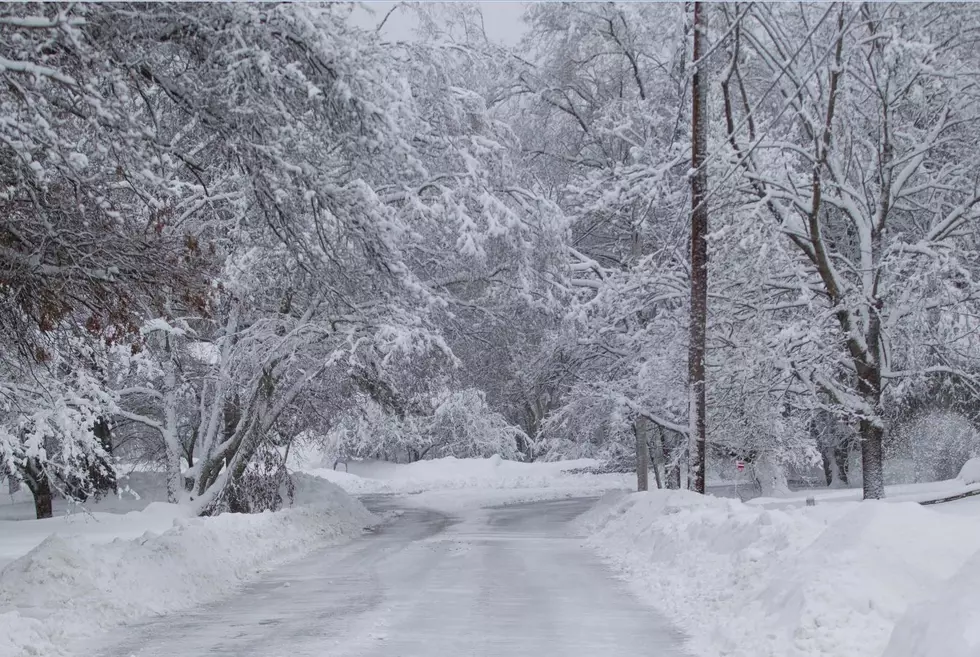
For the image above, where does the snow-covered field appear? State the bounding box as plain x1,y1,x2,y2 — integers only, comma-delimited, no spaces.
301,455,633,511
749,478,980,508
9,452,976,657
0,474,375,657
0,456,628,657
0,473,186,570
580,488,980,657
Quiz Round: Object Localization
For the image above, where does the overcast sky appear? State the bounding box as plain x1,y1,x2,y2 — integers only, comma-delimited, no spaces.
349,2,529,46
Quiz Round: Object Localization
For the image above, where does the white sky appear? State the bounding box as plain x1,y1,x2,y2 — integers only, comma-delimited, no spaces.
349,2,529,46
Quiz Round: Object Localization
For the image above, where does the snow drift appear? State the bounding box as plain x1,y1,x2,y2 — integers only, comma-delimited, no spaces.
580,490,980,657
305,455,630,496
957,457,980,487
881,547,980,657
0,474,375,657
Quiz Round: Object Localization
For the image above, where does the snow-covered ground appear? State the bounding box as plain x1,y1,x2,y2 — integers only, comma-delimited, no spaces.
301,455,633,507
0,471,171,522
0,456,628,657
85,497,687,657
749,477,980,508
580,487,980,657
0,474,375,657
13,452,976,657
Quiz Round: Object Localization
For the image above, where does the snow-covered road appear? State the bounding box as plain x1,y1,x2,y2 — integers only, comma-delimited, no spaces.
87,497,687,657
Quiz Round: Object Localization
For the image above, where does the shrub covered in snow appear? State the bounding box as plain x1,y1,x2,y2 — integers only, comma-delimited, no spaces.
324,389,527,464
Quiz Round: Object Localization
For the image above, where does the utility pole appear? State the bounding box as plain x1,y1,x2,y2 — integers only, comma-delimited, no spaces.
688,1,708,494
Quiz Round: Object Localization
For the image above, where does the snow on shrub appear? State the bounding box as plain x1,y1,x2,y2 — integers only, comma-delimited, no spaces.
327,388,526,464
427,389,524,460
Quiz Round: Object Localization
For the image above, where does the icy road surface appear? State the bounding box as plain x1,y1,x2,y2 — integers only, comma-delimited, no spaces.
89,497,687,657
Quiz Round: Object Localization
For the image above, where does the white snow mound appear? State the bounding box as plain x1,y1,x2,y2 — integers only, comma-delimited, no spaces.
882,547,980,657
957,457,980,486
306,455,628,496
581,490,980,657
0,474,374,657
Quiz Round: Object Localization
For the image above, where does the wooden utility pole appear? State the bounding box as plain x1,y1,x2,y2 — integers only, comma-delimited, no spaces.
688,1,708,494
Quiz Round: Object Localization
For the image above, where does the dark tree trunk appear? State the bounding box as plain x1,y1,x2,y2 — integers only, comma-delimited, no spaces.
89,417,117,496
857,299,885,500
663,431,682,489
94,417,112,455
224,394,241,442
34,481,53,519
860,419,885,499
25,463,54,520
834,443,850,485
687,0,709,494
634,417,650,492
821,449,833,486
650,440,663,490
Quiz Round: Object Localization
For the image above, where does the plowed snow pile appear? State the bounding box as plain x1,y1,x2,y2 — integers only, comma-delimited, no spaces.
305,455,631,496
0,474,375,657
580,490,980,657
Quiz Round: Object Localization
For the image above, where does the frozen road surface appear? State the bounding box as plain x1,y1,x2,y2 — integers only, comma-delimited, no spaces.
90,497,687,657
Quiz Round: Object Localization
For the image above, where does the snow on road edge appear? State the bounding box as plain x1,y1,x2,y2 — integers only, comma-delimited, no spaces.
0,474,375,657
579,490,980,657
304,455,632,498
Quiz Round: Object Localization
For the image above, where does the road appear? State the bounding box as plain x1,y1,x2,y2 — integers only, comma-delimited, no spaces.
89,497,687,657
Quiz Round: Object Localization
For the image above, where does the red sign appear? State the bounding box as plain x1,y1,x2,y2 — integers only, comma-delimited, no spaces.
736,460,745,472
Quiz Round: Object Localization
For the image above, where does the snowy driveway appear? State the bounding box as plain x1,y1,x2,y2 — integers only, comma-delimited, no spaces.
88,497,687,657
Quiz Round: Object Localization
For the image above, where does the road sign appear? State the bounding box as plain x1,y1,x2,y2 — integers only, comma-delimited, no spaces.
736,460,745,472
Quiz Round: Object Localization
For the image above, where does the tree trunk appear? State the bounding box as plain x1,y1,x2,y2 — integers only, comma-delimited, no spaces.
20,459,54,519
687,0,709,495
663,430,682,489
94,417,113,455
163,368,182,504
860,419,885,499
162,335,184,504
224,394,241,443
26,467,54,520
650,426,664,490
857,302,885,500
33,478,53,519
90,417,118,495
820,449,833,487
521,400,542,460
834,443,850,486
634,417,650,492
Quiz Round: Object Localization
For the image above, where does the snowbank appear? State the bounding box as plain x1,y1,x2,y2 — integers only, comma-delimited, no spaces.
305,455,630,497
581,490,980,657
0,471,189,569
957,457,980,486
0,474,375,657
0,502,192,570
749,475,980,508
882,548,980,657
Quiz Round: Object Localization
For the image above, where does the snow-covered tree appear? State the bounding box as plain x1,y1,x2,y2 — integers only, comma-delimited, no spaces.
722,3,980,498
84,3,554,512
